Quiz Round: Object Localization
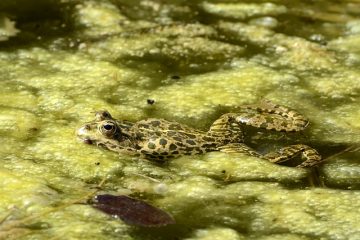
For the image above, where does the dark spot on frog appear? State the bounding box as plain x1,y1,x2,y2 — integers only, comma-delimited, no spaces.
185,133,197,139
148,143,156,149
151,121,161,127
136,132,145,139
194,147,203,154
201,143,217,149
140,150,149,154
186,139,196,145
202,136,214,142
173,137,182,142
95,162,100,166
159,138,167,146
221,170,226,174
169,143,177,151
134,144,142,150
146,155,157,160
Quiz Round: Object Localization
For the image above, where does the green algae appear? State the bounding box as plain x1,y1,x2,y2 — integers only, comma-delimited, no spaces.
158,178,360,239
200,2,287,20
0,0,360,239
0,16,19,41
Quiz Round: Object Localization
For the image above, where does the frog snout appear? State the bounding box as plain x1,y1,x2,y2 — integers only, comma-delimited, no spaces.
76,126,91,141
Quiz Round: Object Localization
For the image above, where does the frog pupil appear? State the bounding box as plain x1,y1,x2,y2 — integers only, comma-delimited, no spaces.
104,124,113,130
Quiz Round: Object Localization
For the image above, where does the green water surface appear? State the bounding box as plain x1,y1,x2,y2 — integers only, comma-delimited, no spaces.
0,0,360,239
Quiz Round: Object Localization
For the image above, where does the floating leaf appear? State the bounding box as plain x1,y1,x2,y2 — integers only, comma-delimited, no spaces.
92,194,175,227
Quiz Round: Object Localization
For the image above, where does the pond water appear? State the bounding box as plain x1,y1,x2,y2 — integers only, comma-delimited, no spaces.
0,0,360,239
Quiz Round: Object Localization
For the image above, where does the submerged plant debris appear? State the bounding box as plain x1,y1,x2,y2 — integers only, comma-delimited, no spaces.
92,194,175,227
0,0,360,239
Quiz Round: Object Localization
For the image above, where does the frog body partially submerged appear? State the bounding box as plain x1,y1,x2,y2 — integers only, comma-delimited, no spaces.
77,101,321,167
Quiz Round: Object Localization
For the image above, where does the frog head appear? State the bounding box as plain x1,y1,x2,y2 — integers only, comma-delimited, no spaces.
76,110,122,147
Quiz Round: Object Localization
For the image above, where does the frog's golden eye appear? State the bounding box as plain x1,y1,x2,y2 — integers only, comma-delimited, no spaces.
99,121,117,137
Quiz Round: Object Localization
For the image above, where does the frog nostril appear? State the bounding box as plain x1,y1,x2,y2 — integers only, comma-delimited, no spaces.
84,138,93,144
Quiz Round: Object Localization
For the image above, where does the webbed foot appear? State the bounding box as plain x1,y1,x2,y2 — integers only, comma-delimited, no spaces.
263,144,322,168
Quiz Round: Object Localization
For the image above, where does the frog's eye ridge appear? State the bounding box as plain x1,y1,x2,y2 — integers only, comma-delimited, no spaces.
102,111,111,118
94,110,113,121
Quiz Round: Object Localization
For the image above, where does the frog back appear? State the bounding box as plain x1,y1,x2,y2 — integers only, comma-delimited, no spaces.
129,119,220,160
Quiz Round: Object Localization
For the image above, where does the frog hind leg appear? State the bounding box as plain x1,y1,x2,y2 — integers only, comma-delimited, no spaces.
235,100,309,132
219,143,321,168
208,100,309,144
263,144,322,168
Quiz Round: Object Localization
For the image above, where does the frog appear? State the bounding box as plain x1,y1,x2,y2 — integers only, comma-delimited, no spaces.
76,100,321,168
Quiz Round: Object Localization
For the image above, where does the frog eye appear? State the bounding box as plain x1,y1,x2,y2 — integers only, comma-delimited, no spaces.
103,124,113,131
99,121,117,137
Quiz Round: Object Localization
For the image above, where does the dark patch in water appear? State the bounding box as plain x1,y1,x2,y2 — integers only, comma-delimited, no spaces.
92,194,176,227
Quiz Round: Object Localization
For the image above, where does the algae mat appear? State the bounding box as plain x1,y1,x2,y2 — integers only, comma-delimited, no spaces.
0,0,360,239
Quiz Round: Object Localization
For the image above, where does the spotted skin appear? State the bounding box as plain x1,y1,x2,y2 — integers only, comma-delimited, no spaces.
77,101,321,167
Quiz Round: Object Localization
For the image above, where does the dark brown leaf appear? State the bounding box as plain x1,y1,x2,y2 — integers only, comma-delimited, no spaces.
92,194,175,227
